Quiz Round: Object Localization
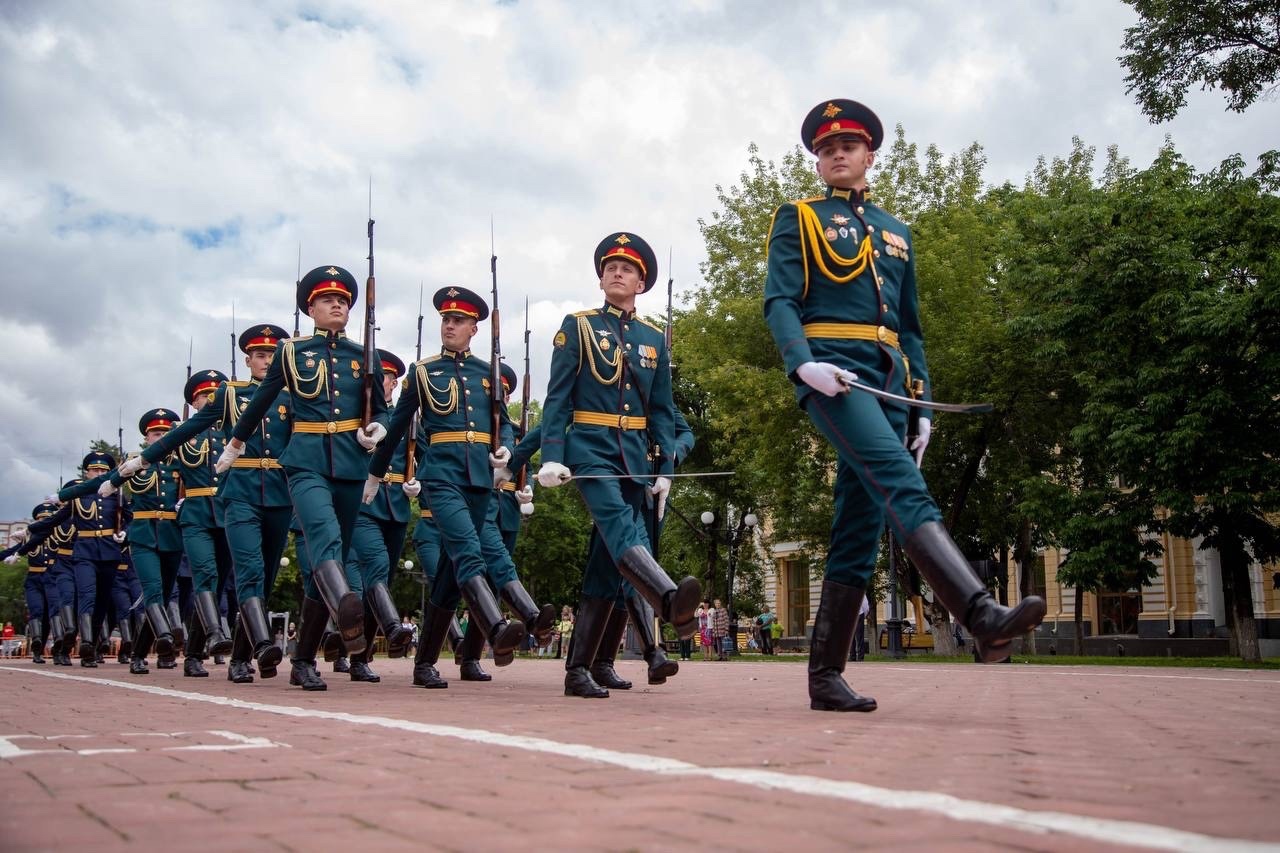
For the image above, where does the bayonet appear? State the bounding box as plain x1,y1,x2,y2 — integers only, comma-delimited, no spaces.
362,177,377,427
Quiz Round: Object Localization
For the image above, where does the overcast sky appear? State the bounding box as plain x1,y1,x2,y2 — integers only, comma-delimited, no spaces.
0,1,1273,519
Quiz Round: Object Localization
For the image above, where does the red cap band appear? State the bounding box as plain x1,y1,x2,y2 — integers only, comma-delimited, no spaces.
189,380,220,401
440,299,480,318
381,361,398,374
308,281,352,304
244,336,279,351
144,418,175,433
600,247,647,277
813,119,871,148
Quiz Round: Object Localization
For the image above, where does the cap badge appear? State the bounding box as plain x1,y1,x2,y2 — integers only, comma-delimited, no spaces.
615,234,631,245
325,267,339,276
446,287,460,298
823,103,841,118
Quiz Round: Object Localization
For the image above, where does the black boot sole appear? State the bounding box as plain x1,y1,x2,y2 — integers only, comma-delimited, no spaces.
206,637,234,657
810,697,878,712
490,620,527,660
255,644,283,678
336,593,366,656
665,577,701,640
648,657,679,684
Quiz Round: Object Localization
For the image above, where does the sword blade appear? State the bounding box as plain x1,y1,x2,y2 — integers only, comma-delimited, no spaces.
839,379,992,414
563,471,735,481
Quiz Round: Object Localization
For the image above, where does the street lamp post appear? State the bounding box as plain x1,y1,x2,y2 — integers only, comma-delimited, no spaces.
701,508,758,657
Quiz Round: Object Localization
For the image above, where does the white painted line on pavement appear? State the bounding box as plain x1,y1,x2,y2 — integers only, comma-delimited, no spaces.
2,666,1276,853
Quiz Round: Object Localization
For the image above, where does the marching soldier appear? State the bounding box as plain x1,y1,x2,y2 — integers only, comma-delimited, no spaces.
99,409,186,674
126,326,293,682
1,500,62,663
368,286,527,690
218,268,388,691
763,98,1046,711
27,452,131,666
343,348,417,682
536,233,700,698
122,369,235,677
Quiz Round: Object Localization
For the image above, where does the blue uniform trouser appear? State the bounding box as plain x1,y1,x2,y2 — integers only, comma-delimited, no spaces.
424,481,491,609
50,559,75,613
24,573,50,623
132,542,182,608
803,390,942,587
223,499,291,603
181,522,232,595
287,469,363,570
346,514,408,598
71,557,113,617
573,473,651,601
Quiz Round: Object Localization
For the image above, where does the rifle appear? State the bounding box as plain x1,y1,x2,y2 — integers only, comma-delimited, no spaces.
116,408,125,531
362,179,377,428
183,338,193,420
229,300,237,381
405,282,424,482
293,244,302,337
516,295,531,490
652,251,675,559
488,218,502,455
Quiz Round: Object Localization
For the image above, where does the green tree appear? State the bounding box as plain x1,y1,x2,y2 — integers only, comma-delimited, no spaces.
1120,0,1280,121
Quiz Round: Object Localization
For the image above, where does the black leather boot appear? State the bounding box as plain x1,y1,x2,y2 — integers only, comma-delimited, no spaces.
459,576,525,664
61,605,77,646
313,559,365,656
499,580,557,648
808,580,876,712
29,619,44,663
347,604,381,683
905,522,1046,663
626,595,678,685
617,545,700,640
183,615,208,677
564,596,611,698
144,603,175,658
589,607,632,690
321,619,345,663
368,582,412,658
290,597,328,691
455,620,491,682
239,597,282,678
130,618,154,675
167,601,185,649
446,616,463,654
413,603,453,689
116,617,132,663
77,613,97,666
227,619,254,684
194,591,233,657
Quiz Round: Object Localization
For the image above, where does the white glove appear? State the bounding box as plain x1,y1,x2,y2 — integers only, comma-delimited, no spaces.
215,441,244,473
910,417,932,467
3,554,17,565
118,455,147,478
536,462,571,488
98,479,118,497
402,478,422,498
797,361,857,397
488,446,511,468
361,474,382,505
112,530,127,543
174,499,184,512
649,476,672,521
358,422,387,450
517,485,535,516
493,466,513,487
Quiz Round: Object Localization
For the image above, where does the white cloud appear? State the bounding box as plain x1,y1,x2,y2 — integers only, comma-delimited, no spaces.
0,0,1273,518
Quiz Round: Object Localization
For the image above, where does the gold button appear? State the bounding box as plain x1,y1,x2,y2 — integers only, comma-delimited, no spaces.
326,422,338,434
334,390,341,396
877,326,889,343
857,206,865,215
623,404,631,412
874,250,881,258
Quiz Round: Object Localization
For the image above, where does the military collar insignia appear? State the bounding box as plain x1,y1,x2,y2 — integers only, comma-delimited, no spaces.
602,303,634,319
822,102,841,118
441,347,470,360
325,267,340,276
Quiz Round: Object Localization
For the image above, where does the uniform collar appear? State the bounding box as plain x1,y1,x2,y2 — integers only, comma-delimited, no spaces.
441,347,470,361
602,302,636,320
826,184,869,204
311,329,348,342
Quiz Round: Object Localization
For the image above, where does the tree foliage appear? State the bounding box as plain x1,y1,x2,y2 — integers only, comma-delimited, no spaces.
1120,0,1280,121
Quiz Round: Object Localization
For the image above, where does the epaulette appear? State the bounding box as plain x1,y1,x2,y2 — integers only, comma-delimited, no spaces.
284,334,309,344
417,353,444,366
791,195,824,205
572,309,599,318
638,317,665,334
227,380,251,388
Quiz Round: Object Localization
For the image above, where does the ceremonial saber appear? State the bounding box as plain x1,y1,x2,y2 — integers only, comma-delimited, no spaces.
838,377,993,414
557,471,735,481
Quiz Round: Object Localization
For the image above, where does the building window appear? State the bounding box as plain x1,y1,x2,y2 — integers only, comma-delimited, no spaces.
1097,592,1142,635
784,558,809,636
1029,556,1048,600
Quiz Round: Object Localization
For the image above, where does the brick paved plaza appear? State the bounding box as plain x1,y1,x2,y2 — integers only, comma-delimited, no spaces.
1,658,1276,851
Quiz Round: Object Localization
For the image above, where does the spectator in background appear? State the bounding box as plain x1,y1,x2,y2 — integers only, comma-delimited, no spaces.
402,614,417,655
851,594,870,661
711,599,730,661
756,606,776,655
553,605,573,659
696,601,713,661
285,622,298,658
1,622,15,658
